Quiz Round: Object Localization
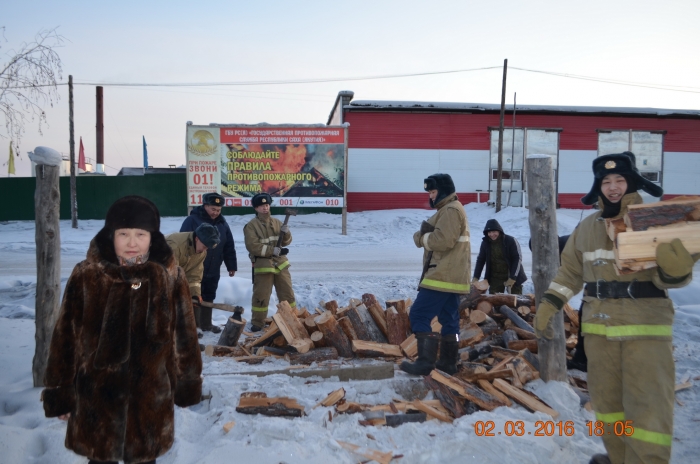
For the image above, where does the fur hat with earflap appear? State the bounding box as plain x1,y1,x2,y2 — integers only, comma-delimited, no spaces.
424,173,456,208
581,152,663,205
252,192,273,208
92,195,173,266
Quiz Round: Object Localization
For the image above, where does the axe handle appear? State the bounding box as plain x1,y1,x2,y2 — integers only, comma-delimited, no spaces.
275,214,293,248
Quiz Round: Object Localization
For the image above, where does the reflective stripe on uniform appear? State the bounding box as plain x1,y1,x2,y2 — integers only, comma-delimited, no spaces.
261,245,268,256
289,301,297,308
277,261,290,271
421,278,470,292
422,232,432,251
548,281,575,300
583,249,616,262
630,427,672,447
595,411,625,423
252,306,268,312
582,323,672,338
191,283,201,287
259,236,279,244
457,235,469,242
254,267,279,274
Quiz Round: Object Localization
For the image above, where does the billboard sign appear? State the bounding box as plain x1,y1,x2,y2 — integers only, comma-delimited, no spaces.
186,124,346,208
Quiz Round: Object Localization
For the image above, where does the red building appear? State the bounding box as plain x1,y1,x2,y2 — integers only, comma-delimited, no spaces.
328,91,700,212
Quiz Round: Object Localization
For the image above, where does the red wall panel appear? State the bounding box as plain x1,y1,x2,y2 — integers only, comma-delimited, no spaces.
344,111,700,152
347,192,481,212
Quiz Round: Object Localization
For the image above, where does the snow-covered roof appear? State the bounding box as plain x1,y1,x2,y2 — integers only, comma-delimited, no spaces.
346,100,700,117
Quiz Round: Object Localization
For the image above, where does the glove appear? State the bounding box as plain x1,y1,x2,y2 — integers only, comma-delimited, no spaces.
280,247,289,256
534,298,559,340
504,278,516,288
420,220,435,236
272,247,281,257
192,296,202,306
280,224,290,235
656,238,695,278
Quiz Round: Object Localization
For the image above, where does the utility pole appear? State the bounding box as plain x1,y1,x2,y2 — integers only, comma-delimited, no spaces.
68,75,78,228
496,59,508,212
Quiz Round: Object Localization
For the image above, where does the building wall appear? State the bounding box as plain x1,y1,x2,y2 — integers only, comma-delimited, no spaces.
344,110,700,211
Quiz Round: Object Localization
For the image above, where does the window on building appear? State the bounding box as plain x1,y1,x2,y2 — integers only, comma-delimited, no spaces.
597,130,664,186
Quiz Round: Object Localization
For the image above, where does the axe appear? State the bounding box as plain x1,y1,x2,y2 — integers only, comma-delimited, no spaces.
275,208,297,249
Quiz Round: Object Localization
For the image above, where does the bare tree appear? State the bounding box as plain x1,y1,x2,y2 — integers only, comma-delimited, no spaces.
0,27,64,159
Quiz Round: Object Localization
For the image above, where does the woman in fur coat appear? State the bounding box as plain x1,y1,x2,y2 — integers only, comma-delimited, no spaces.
42,196,202,464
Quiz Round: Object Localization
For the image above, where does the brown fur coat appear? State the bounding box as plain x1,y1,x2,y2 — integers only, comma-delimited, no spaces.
42,229,202,463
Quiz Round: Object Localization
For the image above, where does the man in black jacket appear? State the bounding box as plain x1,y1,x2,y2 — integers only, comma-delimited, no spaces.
472,219,527,294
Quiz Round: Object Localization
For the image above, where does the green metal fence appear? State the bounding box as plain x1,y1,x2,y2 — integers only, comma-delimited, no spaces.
0,174,341,221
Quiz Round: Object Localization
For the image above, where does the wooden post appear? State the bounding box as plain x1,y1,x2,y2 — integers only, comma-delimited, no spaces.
68,75,78,229
30,147,62,387
496,58,508,212
341,125,348,235
526,155,566,381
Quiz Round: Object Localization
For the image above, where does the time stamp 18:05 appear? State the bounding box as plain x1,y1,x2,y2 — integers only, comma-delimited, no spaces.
474,420,635,437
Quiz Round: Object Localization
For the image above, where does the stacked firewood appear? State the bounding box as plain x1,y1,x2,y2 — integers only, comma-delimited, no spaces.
608,195,700,274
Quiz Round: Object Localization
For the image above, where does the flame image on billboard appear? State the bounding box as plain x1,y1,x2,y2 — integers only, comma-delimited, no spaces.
218,126,346,207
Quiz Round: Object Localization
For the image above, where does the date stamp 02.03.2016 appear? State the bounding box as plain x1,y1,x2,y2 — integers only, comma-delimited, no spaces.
473,420,635,437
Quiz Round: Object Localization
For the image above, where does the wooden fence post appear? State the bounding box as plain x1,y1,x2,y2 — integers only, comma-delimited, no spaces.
526,155,566,382
29,147,62,387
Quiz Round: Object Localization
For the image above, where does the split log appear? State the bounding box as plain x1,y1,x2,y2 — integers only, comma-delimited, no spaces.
285,347,339,365
474,368,513,381
469,308,489,324
223,421,235,433
296,307,311,320
236,394,304,417
324,300,339,316
605,217,627,241
256,346,289,357
314,311,353,358
473,367,512,406
336,441,393,464
314,387,346,408
354,304,388,343
424,375,467,418
429,369,506,411
385,299,404,313
400,334,417,358
497,305,535,333
562,303,579,327
386,306,410,345
273,301,313,353
511,326,537,340
367,303,389,338
217,316,246,346
385,412,427,427
348,298,362,308
336,306,371,341
233,356,266,364
625,198,700,231
310,330,328,348
361,293,379,308
458,322,485,348
493,379,559,418
431,316,442,333
337,316,359,341
250,320,282,347
411,399,454,423
475,300,494,315
352,340,402,358
204,344,247,357
502,329,519,349
303,315,318,337
512,357,539,383
507,339,538,353
615,221,700,262
458,280,489,311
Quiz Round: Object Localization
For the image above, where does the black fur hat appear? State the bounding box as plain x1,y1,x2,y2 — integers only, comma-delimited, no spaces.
195,223,220,249
93,195,172,265
581,152,663,205
252,192,273,208
203,192,225,207
424,173,456,208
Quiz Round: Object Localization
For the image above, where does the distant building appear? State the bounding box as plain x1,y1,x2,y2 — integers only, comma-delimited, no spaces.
327,91,700,211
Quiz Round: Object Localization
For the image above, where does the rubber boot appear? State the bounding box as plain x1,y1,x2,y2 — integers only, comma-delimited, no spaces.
200,307,221,333
435,334,460,375
400,332,440,376
588,454,611,464
193,305,202,329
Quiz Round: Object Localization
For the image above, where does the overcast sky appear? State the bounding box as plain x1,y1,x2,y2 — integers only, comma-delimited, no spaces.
3,0,699,176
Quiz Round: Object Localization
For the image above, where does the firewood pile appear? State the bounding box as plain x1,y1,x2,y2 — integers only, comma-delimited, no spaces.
608,195,700,274
213,281,589,425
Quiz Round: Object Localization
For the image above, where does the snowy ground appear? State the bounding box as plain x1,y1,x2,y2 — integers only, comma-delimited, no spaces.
0,204,698,463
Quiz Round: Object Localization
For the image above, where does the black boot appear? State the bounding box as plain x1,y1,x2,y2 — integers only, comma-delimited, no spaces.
435,334,460,375
400,332,440,376
589,454,611,464
200,307,221,333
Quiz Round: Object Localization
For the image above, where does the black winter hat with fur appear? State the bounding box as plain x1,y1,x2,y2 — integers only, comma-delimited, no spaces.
195,223,220,249
202,192,225,207
93,195,172,265
581,152,663,205
252,192,273,208
424,173,456,208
